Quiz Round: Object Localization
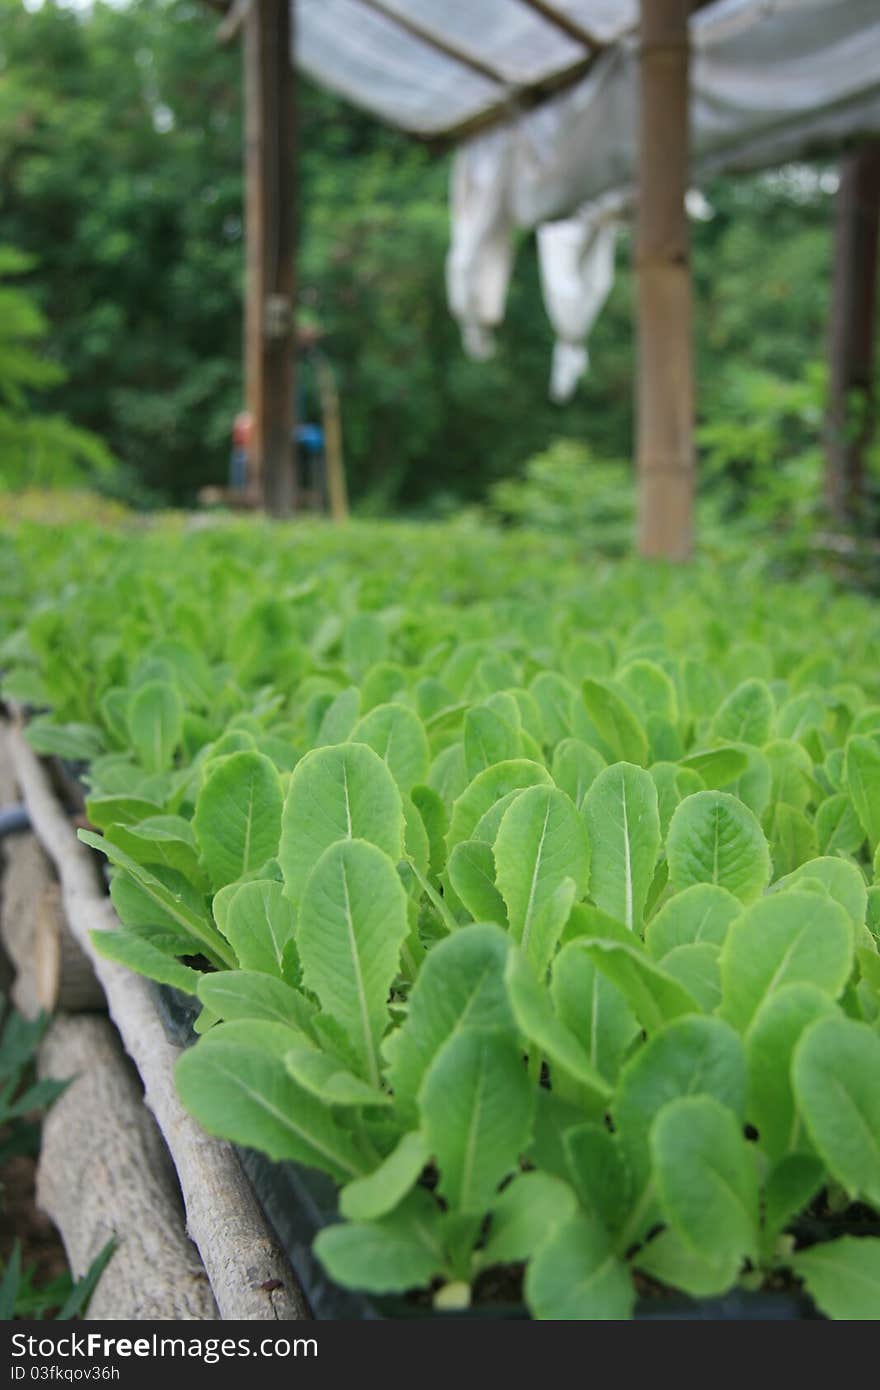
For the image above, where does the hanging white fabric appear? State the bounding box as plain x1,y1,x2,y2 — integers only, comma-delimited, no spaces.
537,191,628,402
447,0,880,395
445,125,515,361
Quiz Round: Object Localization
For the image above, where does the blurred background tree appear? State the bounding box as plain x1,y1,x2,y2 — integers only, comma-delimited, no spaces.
0,0,866,516
0,243,115,490
0,0,241,503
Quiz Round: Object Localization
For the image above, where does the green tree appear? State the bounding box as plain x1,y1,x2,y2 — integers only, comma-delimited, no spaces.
0,0,635,506
0,0,243,502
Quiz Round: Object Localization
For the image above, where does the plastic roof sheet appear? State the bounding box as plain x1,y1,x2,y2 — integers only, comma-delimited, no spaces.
444,0,880,399
296,0,639,136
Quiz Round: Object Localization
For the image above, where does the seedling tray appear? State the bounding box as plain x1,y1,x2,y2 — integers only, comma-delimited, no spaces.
236,1145,817,1322
154,983,821,1322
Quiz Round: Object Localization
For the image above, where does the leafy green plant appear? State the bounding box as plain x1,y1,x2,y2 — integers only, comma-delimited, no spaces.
3,515,880,1318
0,1005,67,1168
0,1238,115,1321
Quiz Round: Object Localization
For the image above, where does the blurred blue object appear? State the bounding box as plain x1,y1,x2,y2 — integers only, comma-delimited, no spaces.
296,423,324,453
229,446,248,490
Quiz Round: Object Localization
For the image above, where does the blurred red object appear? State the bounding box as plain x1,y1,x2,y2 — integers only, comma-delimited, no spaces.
232,411,253,450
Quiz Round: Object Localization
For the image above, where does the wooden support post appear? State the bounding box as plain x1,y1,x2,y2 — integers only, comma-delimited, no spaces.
635,0,694,561
244,0,297,516
825,143,880,525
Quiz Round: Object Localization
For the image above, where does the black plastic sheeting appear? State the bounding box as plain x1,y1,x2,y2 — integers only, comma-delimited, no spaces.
0,804,30,839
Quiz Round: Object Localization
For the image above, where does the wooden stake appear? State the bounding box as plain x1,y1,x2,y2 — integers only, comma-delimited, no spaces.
825,143,880,525
244,0,297,516
635,0,694,561
314,352,349,523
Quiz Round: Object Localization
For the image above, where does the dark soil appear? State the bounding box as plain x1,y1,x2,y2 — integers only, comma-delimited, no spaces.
471,1263,525,1307
0,1148,70,1315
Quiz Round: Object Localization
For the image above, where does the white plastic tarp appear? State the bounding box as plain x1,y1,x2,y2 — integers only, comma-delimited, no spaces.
297,0,504,137
369,0,587,87
446,0,880,398
296,1,641,136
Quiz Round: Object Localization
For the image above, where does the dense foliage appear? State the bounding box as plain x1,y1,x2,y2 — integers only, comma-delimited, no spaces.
0,247,113,492
0,0,860,516
3,514,880,1318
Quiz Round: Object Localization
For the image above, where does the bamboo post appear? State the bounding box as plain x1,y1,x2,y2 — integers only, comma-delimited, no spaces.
314,352,349,522
244,0,297,517
635,0,694,561
825,143,880,525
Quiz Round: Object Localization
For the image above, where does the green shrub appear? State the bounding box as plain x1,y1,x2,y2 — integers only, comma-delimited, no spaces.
488,440,634,556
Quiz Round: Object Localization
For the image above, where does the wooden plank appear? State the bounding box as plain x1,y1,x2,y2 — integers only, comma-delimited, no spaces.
635,0,694,561
245,0,297,516
825,143,880,524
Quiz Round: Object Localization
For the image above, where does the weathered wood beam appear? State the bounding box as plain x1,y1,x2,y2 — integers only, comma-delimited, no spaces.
825,142,880,525
635,0,694,561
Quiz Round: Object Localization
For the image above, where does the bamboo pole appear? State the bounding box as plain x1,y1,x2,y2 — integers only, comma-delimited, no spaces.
244,0,297,516
314,352,349,523
635,0,694,561
825,143,880,525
